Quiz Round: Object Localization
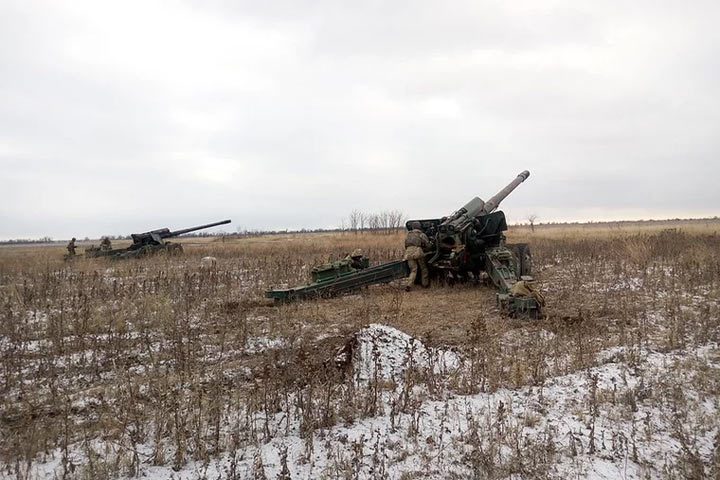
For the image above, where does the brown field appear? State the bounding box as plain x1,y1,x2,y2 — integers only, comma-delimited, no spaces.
1,219,719,479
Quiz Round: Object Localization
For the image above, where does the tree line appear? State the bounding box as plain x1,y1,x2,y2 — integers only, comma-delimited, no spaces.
341,209,408,234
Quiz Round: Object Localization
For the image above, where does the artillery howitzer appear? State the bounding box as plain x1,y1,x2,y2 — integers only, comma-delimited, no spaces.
407,170,542,316
266,171,542,317
84,219,231,259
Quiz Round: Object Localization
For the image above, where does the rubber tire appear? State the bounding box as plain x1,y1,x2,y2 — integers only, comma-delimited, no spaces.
518,244,532,276
167,243,184,256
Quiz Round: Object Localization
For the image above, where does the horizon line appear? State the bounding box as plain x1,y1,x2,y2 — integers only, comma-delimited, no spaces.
2,215,719,243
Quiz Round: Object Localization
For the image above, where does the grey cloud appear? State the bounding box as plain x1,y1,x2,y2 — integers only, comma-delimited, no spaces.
1,0,719,240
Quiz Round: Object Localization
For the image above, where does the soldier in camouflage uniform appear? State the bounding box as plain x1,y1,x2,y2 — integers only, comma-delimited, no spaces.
404,221,430,290
345,248,367,270
99,236,112,251
66,238,77,257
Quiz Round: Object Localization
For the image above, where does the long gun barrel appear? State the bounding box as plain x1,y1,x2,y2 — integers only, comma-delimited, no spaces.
440,170,530,232
130,219,232,246
167,219,232,237
481,170,530,215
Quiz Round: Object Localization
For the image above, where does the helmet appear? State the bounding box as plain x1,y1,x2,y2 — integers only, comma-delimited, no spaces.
351,248,363,258
410,221,421,230
71,237,76,241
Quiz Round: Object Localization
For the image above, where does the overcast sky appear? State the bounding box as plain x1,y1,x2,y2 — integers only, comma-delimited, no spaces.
1,0,719,239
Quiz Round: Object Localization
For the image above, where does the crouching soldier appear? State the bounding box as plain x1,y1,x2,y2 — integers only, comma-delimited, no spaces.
404,221,430,290
345,249,368,270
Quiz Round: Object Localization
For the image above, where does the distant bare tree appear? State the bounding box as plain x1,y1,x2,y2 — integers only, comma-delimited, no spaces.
379,211,389,232
387,209,407,233
527,214,538,232
368,213,380,232
349,210,361,234
399,211,409,232
388,211,399,232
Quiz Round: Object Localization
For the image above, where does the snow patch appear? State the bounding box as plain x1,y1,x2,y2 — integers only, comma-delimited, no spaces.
245,335,286,354
339,323,460,382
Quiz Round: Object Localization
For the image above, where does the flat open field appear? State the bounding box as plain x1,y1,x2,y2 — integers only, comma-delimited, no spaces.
1,220,719,479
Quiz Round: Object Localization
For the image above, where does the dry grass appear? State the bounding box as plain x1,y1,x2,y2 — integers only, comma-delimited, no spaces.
0,219,719,479
510,217,720,239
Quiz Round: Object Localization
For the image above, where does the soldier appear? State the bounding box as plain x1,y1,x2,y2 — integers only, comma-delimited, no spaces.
66,237,77,257
345,249,367,270
404,221,430,290
99,236,112,251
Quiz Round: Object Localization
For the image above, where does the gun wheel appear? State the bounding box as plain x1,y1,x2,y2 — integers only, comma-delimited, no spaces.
507,243,532,277
519,245,532,276
167,243,184,256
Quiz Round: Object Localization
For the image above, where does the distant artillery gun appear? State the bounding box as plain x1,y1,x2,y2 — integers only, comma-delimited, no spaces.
266,171,543,317
83,219,231,259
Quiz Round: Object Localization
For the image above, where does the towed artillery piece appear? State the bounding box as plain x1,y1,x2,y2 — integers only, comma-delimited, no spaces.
407,170,542,316
266,171,543,317
84,219,231,259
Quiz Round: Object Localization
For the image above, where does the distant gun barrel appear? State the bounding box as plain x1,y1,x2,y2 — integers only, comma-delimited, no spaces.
481,170,530,215
168,219,232,237
130,219,232,246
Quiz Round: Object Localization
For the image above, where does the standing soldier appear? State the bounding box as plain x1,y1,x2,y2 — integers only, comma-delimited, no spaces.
404,221,430,290
99,236,112,251
66,237,77,257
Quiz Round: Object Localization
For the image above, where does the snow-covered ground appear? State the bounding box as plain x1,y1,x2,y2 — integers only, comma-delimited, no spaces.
15,324,719,480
